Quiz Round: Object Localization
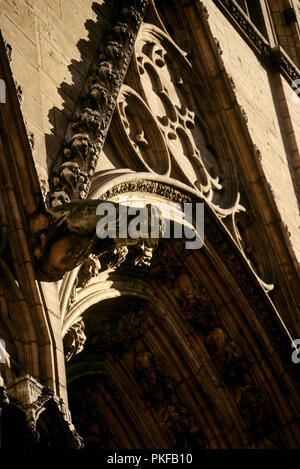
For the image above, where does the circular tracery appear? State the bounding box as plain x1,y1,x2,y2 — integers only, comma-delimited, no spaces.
111,85,171,176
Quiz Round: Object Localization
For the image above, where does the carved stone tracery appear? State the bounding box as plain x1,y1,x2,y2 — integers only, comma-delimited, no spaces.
119,23,232,209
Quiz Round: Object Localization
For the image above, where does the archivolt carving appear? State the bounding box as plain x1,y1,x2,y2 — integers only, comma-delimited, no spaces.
134,350,165,400
161,403,205,449
63,238,157,317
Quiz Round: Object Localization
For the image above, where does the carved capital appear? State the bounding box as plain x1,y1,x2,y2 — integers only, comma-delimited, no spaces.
64,319,87,362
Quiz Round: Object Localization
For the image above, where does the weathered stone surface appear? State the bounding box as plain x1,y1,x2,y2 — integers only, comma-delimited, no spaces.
1,0,300,451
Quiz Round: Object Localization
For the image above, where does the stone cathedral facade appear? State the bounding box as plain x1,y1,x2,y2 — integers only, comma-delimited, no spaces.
0,0,300,449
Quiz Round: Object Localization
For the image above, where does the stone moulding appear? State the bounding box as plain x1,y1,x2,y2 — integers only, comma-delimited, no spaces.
212,0,300,87
49,0,150,208
98,178,192,204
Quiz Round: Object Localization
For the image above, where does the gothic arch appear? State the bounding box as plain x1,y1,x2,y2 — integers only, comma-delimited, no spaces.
58,174,300,448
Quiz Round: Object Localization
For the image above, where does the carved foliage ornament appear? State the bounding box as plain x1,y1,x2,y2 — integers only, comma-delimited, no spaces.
213,0,300,85
65,238,158,314
49,0,150,207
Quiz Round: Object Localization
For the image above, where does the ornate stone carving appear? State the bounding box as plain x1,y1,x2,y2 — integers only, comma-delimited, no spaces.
205,327,246,381
35,183,186,279
77,255,101,290
5,375,83,448
152,248,280,447
130,24,230,210
50,162,80,206
49,0,150,206
283,8,297,25
161,403,205,449
204,216,284,363
135,351,165,400
149,241,186,289
98,237,158,271
214,0,270,55
134,348,176,401
132,344,205,446
64,238,159,313
64,319,86,362
105,245,129,270
174,273,219,329
132,238,157,267
87,307,153,354
98,180,192,204
33,200,101,279
277,47,300,83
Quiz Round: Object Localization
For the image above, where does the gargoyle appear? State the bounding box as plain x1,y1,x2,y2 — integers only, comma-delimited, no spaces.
32,200,157,281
